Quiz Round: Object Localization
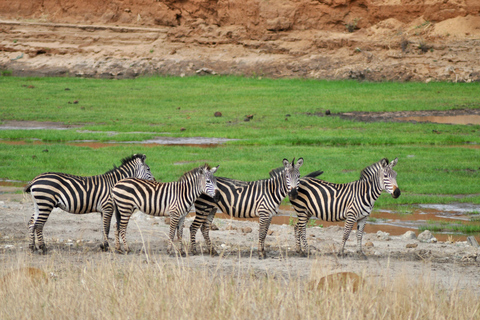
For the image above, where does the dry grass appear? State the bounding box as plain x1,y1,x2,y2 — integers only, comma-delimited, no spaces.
1,252,479,320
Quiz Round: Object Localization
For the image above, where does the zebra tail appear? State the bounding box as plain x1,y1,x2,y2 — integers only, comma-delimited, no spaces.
303,170,324,178
23,181,34,193
113,200,121,230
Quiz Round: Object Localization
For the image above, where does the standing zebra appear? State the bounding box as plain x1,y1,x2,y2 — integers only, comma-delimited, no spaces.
190,158,304,259
24,154,154,253
291,158,400,257
112,164,219,254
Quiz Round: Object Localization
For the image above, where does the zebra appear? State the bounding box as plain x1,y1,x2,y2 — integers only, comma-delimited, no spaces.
23,154,154,254
112,164,219,254
189,158,305,259
291,158,400,257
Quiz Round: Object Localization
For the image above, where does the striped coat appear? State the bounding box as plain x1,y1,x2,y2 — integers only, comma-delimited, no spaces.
291,158,400,257
24,154,154,253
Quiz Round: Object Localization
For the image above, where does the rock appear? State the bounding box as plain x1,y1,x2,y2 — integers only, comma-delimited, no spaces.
402,231,417,240
210,223,219,231
376,231,390,240
180,127,186,131
467,236,479,248
267,230,274,236
364,241,374,247
225,225,236,231
214,111,222,117
406,243,418,248
164,217,170,225
461,253,477,262
242,227,253,234
417,230,433,242
196,67,216,75
308,272,363,293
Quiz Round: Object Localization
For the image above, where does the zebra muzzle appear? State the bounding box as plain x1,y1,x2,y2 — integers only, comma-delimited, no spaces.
393,187,401,199
289,188,298,200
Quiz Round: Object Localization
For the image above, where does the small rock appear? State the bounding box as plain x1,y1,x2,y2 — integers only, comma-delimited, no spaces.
196,67,216,75
225,225,236,231
402,231,417,240
210,223,219,231
242,227,253,234
417,230,433,242
406,243,418,248
325,110,331,115
180,127,186,131
267,230,274,236
364,241,374,247
467,236,479,248
214,111,222,117
73,100,79,104
461,253,477,262
376,231,391,240
164,217,170,225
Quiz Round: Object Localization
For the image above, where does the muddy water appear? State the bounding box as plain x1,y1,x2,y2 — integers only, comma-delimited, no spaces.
205,204,480,242
397,115,480,125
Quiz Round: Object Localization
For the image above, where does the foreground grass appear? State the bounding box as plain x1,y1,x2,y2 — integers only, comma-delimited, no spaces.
1,253,479,320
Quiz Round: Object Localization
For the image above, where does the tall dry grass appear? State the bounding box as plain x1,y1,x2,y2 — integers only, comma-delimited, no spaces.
0,252,479,320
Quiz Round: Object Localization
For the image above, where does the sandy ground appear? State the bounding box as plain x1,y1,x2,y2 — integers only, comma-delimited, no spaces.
1,186,479,294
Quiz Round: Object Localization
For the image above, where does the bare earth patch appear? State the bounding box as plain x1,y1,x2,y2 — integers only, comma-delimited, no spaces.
1,187,479,294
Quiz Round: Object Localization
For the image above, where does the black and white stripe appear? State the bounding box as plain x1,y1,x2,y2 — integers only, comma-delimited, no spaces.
291,158,400,257
23,154,154,253
112,164,219,254
190,158,304,259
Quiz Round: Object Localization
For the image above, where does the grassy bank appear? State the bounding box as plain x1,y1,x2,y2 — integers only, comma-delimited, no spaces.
0,76,479,206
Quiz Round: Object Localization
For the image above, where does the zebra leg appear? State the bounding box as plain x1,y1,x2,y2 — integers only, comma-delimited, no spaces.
189,213,207,255
295,216,310,256
356,217,368,259
339,214,356,257
167,214,185,256
257,215,273,260
28,214,37,252
203,209,218,255
115,209,133,254
100,206,114,252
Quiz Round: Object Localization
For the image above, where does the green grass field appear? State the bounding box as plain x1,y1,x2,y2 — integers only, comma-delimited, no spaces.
1,76,479,206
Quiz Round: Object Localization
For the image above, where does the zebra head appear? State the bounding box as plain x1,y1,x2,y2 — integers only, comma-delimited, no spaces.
380,157,400,199
283,157,304,200
132,154,155,181
201,164,219,198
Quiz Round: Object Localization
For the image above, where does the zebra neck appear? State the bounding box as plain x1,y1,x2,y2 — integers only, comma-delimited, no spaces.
269,173,288,198
358,175,383,204
102,167,133,185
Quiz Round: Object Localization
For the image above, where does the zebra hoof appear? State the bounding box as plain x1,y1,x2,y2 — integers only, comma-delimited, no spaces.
299,250,308,258
209,248,218,256
29,245,37,253
356,252,368,260
190,248,198,256
100,242,109,252
258,252,267,260
39,244,48,255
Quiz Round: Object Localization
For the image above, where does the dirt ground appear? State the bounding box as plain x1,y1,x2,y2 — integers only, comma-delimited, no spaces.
1,0,480,82
1,186,479,294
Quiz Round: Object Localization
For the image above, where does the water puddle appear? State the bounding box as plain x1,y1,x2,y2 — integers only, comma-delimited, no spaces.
0,137,238,148
207,203,480,242
397,115,480,125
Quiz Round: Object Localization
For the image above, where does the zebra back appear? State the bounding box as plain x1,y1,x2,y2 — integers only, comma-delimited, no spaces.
293,158,400,221
195,158,304,218
24,154,154,214
113,163,218,217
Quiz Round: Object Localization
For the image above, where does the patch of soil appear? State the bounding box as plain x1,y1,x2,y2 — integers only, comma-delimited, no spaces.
1,187,480,294
0,0,480,81
334,108,480,123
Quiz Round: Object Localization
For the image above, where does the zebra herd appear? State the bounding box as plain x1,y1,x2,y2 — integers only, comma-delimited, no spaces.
24,154,400,259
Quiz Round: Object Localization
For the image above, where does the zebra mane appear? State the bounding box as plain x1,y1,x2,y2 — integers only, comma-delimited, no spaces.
104,154,144,175
359,158,388,180
178,164,210,182
268,166,284,178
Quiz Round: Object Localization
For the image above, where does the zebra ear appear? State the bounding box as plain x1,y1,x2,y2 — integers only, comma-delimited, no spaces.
390,157,398,168
141,154,146,162
283,158,290,168
381,158,388,168
296,157,304,168
210,165,219,174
